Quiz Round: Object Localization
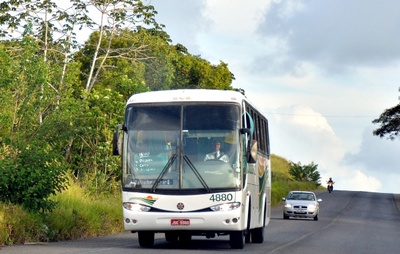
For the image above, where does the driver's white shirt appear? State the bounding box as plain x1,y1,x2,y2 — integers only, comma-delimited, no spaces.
204,151,229,163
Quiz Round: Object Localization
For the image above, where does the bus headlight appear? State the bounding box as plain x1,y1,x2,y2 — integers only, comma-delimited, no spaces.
123,202,151,212
210,202,241,212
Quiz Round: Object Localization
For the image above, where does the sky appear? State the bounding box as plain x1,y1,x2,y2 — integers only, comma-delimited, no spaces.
151,0,400,194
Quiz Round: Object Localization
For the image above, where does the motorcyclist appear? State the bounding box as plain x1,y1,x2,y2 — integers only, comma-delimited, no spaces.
327,177,334,193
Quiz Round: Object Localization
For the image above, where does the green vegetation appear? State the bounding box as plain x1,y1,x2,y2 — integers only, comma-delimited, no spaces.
271,155,322,206
373,99,400,140
0,178,122,245
288,161,321,187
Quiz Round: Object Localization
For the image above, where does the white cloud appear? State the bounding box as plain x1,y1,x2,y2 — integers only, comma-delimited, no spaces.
345,126,400,177
336,169,382,193
324,125,400,194
194,0,271,64
203,0,269,36
152,0,208,54
257,0,400,74
269,105,345,167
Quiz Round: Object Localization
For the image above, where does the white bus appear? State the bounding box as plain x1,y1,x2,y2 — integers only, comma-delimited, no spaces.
113,89,271,249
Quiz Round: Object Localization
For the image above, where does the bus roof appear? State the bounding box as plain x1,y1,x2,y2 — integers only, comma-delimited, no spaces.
126,89,247,105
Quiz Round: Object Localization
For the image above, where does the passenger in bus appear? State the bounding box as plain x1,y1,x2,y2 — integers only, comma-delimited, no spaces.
204,140,229,163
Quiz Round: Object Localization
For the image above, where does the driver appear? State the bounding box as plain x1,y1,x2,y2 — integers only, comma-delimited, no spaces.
204,140,229,163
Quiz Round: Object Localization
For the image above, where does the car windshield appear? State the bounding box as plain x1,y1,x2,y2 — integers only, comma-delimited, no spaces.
287,192,315,201
121,104,241,192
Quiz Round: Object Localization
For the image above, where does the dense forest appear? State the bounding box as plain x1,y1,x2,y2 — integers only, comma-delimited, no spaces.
0,0,236,212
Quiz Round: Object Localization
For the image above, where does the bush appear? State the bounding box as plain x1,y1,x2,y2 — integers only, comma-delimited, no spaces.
0,143,68,212
289,161,321,186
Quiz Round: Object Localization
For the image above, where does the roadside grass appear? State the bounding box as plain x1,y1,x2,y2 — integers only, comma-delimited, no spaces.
0,203,44,245
45,181,123,242
0,180,123,246
1,154,321,246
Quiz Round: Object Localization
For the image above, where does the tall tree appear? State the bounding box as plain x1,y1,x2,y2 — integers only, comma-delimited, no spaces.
0,0,163,95
75,28,235,94
372,88,400,140
0,38,68,212
68,0,162,94
170,51,234,90
1,0,67,124
75,28,153,97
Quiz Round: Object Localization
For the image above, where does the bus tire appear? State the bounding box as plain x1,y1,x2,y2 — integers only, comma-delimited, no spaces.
138,231,154,248
251,227,264,243
245,231,251,243
252,201,266,243
165,232,178,242
179,233,192,243
230,231,245,249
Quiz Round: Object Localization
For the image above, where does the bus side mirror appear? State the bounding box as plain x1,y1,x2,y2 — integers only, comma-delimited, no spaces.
247,140,258,163
240,128,257,163
240,128,251,136
113,124,123,155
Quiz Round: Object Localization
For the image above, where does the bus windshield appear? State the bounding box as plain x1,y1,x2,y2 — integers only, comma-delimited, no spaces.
122,104,241,192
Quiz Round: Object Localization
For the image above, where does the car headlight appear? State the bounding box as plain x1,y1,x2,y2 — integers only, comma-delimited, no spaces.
210,202,241,212
123,202,151,212
284,203,292,208
308,204,316,210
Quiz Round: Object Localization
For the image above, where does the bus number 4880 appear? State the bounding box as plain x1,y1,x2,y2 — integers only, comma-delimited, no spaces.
209,193,233,202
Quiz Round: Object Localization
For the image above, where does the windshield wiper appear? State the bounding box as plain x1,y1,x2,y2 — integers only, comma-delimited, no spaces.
151,154,177,192
183,155,210,192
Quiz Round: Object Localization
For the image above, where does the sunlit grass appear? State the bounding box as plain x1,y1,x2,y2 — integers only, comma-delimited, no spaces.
46,180,123,241
271,154,291,181
0,203,44,245
0,180,123,246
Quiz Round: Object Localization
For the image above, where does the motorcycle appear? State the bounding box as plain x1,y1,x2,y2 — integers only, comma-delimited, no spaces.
327,182,334,193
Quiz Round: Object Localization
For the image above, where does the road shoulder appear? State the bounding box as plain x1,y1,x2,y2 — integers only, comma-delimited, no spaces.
393,194,400,213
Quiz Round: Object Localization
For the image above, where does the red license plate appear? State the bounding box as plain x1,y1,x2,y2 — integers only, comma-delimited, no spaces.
171,219,190,226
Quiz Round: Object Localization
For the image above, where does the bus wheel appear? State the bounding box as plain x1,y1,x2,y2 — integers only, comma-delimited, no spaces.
251,227,264,243
230,231,245,249
165,232,178,242
138,231,154,248
179,233,192,243
245,232,251,243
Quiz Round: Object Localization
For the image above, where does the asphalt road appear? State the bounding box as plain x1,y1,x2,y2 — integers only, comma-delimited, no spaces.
2,190,400,254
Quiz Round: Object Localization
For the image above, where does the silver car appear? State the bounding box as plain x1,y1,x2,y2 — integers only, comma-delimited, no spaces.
282,191,322,221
